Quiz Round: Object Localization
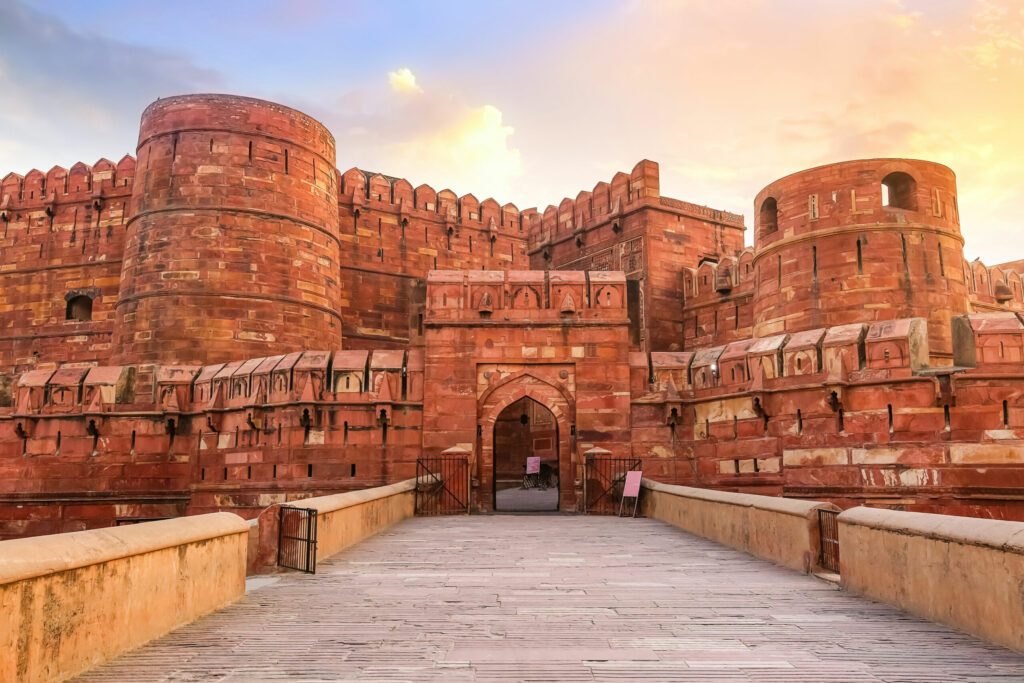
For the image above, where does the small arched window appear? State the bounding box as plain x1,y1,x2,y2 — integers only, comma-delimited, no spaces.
759,197,778,235
66,295,93,322
881,172,918,211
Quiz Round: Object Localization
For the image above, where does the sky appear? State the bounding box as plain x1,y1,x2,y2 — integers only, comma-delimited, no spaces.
1,0,1022,262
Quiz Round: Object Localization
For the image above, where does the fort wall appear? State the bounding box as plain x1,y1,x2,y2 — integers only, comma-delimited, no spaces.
335,168,532,347
527,161,747,351
0,158,134,373
2,92,1024,537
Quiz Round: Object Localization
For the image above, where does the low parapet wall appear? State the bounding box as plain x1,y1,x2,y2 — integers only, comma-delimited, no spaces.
640,479,837,572
839,507,1024,652
0,512,248,683
248,478,417,573
306,479,417,561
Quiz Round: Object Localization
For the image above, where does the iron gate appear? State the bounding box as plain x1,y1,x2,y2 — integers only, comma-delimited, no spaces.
416,455,470,515
818,508,840,573
585,455,641,514
278,506,318,573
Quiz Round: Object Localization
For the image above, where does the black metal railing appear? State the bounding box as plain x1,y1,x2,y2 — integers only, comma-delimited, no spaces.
584,455,641,514
415,455,470,515
818,508,840,573
278,506,318,573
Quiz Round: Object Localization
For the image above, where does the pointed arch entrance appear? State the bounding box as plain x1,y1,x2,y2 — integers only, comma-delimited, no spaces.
477,373,575,512
493,397,559,511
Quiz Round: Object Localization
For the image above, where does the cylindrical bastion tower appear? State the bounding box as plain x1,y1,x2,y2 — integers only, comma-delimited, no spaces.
113,94,342,365
751,158,969,363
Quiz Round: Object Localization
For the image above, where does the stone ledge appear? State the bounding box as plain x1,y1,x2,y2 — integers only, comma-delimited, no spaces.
0,512,248,585
641,478,833,519
838,506,1024,553
297,478,416,515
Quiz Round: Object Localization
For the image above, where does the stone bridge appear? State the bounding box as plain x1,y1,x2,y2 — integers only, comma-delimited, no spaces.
3,479,1023,682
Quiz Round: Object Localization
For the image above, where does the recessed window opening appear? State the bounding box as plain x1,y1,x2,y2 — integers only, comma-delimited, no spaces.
838,409,845,432
760,197,778,235
881,172,918,210
856,238,863,274
273,464,277,479
796,409,803,434
307,464,313,478
944,404,951,432
887,404,894,433
350,463,357,477
66,295,93,322
1003,400,1010,429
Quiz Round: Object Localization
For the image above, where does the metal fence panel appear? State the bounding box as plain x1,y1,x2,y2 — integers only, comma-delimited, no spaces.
585,455,641,514
818,508,840,573
415,456,470,515
278,506,318,573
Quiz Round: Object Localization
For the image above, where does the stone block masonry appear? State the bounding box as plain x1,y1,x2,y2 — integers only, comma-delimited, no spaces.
2,93,1024,535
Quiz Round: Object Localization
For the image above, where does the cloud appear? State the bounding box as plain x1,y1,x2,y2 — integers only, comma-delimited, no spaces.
0,1,221,174
312,71,522,200
390,104,522,196
388,67,423,94
963,0,1024,69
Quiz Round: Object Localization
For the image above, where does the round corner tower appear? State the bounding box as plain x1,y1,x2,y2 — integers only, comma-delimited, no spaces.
113,94,342,365
750,158,968,362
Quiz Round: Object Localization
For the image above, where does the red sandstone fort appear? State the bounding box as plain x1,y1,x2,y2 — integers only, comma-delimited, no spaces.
1,93,1023,538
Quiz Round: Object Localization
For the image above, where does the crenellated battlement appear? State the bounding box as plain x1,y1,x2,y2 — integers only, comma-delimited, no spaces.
0,155,136,210
339,167,535,239
2,92,1024,536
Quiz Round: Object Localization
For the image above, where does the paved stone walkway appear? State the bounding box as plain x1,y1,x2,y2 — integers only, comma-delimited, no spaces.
495,486,559,512
77,516,1024,682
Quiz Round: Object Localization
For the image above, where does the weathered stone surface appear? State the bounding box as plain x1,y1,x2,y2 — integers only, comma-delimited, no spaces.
3,93,1024,536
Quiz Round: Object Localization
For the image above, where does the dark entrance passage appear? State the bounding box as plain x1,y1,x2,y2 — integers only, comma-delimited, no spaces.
493,397,559,512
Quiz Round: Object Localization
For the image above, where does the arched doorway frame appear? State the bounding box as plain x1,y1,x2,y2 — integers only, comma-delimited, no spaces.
491,396,559,512
477,372,575,512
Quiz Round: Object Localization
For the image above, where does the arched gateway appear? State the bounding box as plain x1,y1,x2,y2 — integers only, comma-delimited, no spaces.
420,269,633,514
478,373,575,512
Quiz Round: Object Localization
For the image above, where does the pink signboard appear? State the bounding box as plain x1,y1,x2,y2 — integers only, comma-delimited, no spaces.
526,456,541,474
623,470,643,497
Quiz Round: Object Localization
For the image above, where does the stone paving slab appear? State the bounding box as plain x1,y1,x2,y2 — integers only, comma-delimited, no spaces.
75,516,1024,682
